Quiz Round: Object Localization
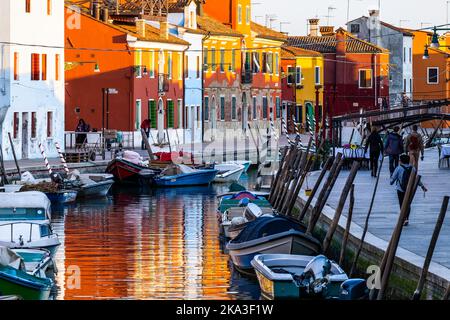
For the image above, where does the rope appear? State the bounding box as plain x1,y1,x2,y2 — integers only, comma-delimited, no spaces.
38,143,52,175
54,142,69,174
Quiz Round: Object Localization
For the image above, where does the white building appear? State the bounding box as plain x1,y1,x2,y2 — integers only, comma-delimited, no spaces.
0,0,65,160
168,0,204,143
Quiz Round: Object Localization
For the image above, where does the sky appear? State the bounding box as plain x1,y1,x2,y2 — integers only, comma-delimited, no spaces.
252,0,448,35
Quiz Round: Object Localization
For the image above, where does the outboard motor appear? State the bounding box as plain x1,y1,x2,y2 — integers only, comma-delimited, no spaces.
339,279,369,300
50,172,65,184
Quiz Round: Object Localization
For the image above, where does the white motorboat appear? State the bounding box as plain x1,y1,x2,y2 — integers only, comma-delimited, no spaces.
222,203,273,239
0,192,60,257
214,163,245,183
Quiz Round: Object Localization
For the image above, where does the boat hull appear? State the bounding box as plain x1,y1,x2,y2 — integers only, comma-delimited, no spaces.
0,267,52,300
227,231,321,272
106,159,158,185
45,191,78,204
214,167,245,183
77,180,114,198
154,170,218,187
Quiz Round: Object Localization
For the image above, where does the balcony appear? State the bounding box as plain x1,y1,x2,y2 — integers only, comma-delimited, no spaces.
134,65,148,78
158,73,170,94
241,69,253,85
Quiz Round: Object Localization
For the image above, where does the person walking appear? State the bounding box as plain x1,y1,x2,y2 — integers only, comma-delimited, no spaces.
401,92,410,118
140,118,151,150
390,154,427,226
404,125,424,170
75,119,90,149
384,126,404,176
364,126,384,177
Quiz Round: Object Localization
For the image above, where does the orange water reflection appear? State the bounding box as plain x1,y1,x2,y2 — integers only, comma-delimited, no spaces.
52,185,249,300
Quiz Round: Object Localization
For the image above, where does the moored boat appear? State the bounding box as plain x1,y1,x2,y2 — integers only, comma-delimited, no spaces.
214,163,245,183
153,164,218,187
218,191,272,214
44,190,78,204
226,216,321,272
0,247,53,300
251,254,363,300
73,173,115,198
106,157,160,185
0,192,60,257
222,203,273,239
234,160,252,173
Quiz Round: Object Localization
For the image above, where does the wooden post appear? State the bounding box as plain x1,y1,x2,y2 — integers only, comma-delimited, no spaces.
270,146,297,205
141,128,156,162
307,154,344,235
443,284,450,300
297,156,334,222
426,117,445,148
269,146,289,191
0,145,9,185
376,171,419,300
7,132,21,177
412,196,449,300
323,161,360,254
349,156,385,277
274,149,303,211
284,157,314,216
339,184,355,266
166,128,172,154
269,145,295,204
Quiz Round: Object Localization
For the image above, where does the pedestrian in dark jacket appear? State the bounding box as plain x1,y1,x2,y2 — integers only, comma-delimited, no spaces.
365,126,384,177
384,126,404,176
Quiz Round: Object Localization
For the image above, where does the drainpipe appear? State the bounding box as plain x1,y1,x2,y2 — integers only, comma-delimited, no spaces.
182,44,190,146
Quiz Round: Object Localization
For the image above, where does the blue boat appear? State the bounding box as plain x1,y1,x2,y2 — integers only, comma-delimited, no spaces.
45,190,78,204
153,164,218,187
226,216,321,272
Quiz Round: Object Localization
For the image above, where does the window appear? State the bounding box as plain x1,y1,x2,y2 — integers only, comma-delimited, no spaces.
220,49,225,72
287,66,295,85
350,24,360,34
167,52,173,79
25,0,31,13
178,53,183,80
55,54,60,81
267,53,273,73
359,69,372,88
31,112,37,138
196,55,200,78
14,52,19,81
178,99,183,128
427,67,439,84
135,100,141,130
203,48,208,71
211,48,216,72
149,51,155,78
47,112,53,137
274,53,279,75
263,97,268,119
232,49,236,72
238,5,242,24
404,79,407,92
252,52,260,73
184,56,189,79
410,78,412,93
220,97,225,120
41,54,47,81
148,100,157,128
296,105,303,123
246,6,250,25
204,97,209,121
167,100,174,128
47,0,51,15
135,50,142,78
409,48,412,63
13,113,19,139
253,97,257,120
404,47,406,63
315,66,321,85
31,53,40,81
276,97,281,119
196,106,201,128
231,96,237,120
296,66,302,84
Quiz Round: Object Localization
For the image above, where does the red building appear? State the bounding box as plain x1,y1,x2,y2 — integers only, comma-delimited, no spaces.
65,5,189,144
288,25,390,118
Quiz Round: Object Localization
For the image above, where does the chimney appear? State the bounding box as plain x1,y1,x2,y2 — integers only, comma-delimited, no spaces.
197,0,204,16
368,9,381,46
320,26,335,36
94,3,101,20
160,21,169,40
136,19,146,38
308,19,320,37
102,8,109,23
336,29,346,54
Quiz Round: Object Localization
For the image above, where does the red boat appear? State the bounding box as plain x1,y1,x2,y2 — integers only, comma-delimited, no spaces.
106,158,160,185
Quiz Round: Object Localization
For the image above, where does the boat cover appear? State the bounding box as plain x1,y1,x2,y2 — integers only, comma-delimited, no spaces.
0,192,51,212
228,191,260,201
231,216,306,244
122,150,142,165
0,247,25,270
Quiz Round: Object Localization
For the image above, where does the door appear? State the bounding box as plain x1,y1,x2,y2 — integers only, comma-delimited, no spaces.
157,98,164,143
305,102,314,133
242,93,248,132
210,97,216,141
22,112,29,159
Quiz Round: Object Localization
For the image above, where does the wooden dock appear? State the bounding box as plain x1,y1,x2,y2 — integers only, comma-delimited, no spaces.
303,147,450,269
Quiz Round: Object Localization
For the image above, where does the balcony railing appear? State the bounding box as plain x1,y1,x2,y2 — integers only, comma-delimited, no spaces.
241,69,253,85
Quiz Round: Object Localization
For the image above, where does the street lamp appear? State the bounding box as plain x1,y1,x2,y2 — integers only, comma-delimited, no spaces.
430,27,440,48
423,45,430,60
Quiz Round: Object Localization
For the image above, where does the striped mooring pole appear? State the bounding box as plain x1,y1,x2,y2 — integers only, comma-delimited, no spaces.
281,117,293,146
54,142,69,175
291,115,304,148
38,143,53,176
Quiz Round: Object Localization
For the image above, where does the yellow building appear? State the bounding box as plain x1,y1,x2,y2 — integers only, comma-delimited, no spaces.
281,46,324,130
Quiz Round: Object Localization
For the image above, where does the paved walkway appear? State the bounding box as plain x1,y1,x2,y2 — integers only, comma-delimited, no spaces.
304,147,450,269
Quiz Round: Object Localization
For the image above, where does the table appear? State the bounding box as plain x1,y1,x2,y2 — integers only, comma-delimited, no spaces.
440,144,450,160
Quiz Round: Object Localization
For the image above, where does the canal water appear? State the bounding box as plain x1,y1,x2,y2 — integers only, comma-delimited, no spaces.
50,170,261,300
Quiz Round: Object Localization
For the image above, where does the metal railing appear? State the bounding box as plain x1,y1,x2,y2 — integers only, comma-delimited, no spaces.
0,222,58,244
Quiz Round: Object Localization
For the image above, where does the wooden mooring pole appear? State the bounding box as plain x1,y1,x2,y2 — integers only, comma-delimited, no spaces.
412,196,449,300
141,128,156,161
339,184,355,266
349,156,385,277
7,132,21,177
323,161,360,254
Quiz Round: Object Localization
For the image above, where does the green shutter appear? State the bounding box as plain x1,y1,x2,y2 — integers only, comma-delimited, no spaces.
149,100,157,129
168,100,174,128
